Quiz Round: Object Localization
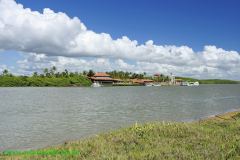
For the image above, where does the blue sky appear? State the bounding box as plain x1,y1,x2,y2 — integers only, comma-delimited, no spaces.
0,0,240,79
16,0,240,51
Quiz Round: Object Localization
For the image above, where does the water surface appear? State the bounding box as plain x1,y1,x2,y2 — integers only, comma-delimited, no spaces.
0,85,240,151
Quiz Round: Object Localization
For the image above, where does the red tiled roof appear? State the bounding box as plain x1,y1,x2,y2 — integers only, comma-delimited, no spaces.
90,77,121,81
93,72,110,77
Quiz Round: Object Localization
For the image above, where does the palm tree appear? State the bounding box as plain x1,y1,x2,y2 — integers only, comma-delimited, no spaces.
87,70,95,77
43,68,49,77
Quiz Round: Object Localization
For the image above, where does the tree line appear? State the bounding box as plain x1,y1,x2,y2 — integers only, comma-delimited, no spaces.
1,67,171,82
0,67,92,87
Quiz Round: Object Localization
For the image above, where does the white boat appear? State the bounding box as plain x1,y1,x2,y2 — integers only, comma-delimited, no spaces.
145,83,161,86
145,83,154,86
181,82,189,86
187,82,199,86
91,82,102,87
181,81,199,86
194,81,199,86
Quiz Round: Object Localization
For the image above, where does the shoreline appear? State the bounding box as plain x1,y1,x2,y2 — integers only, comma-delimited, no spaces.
200,109,240,122
0,83,240,88
198,108,240,123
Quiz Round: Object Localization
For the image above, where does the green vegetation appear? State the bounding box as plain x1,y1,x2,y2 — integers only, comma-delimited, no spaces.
107,71,170,82
107,71,148,79
0,67,92,87
176,77,240,84
199,79,240,84
1,111,240,160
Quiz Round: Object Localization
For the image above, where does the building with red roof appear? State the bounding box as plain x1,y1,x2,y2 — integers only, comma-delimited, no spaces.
90,72,122,85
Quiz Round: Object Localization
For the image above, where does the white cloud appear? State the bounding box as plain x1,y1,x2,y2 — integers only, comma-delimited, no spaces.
0,0,240,79
16,53,113,75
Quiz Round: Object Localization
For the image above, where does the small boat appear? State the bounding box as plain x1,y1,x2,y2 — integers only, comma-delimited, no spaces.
181,81,199,86
153,83,161,86
91,82,102,87
187,82,199,86
145,83,161,86
145,83,153,86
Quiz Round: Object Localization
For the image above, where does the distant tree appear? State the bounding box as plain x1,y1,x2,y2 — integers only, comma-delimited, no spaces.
61,71,66,77
143,72,147,77
138,74,144,79
69,72,75,77
2,69,9,76
40,74,45,78
50,66,57,76
74,72,79,76
131,73,137,79
156,74,164,82
55,72,61,78
82,70,87,76
52,66,57,72
33,72,38,77
64,69,69,77
87,70,95,77
165,76,170,82
43,68,49,77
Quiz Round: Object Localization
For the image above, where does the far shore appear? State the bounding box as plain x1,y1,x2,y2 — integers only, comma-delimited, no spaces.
1,68,239,87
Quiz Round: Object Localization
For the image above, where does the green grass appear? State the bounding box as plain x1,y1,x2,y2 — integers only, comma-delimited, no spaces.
1,112,240,160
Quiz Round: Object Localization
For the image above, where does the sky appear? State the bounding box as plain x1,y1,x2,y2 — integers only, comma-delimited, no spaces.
0,0,240,79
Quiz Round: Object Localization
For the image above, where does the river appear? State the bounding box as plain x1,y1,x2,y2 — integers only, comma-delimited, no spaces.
0,84,240,151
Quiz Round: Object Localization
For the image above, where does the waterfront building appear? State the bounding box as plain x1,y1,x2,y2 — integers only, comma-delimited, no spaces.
90,72,121,85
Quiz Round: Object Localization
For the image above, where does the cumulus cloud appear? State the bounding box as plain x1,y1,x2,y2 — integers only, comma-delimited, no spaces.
16,53,113,75
0,0,240,79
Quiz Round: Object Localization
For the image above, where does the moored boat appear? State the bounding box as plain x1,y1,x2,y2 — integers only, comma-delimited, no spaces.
145,83,161,86
187,81,199,86
181,81,199,86
91,82,102,87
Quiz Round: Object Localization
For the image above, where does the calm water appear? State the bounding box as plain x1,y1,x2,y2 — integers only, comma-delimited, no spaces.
0,85,240,151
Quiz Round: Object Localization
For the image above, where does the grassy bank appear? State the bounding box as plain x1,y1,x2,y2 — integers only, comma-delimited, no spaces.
1,111,240,160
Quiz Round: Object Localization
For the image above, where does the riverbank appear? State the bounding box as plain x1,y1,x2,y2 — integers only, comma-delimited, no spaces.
1,110,240,159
